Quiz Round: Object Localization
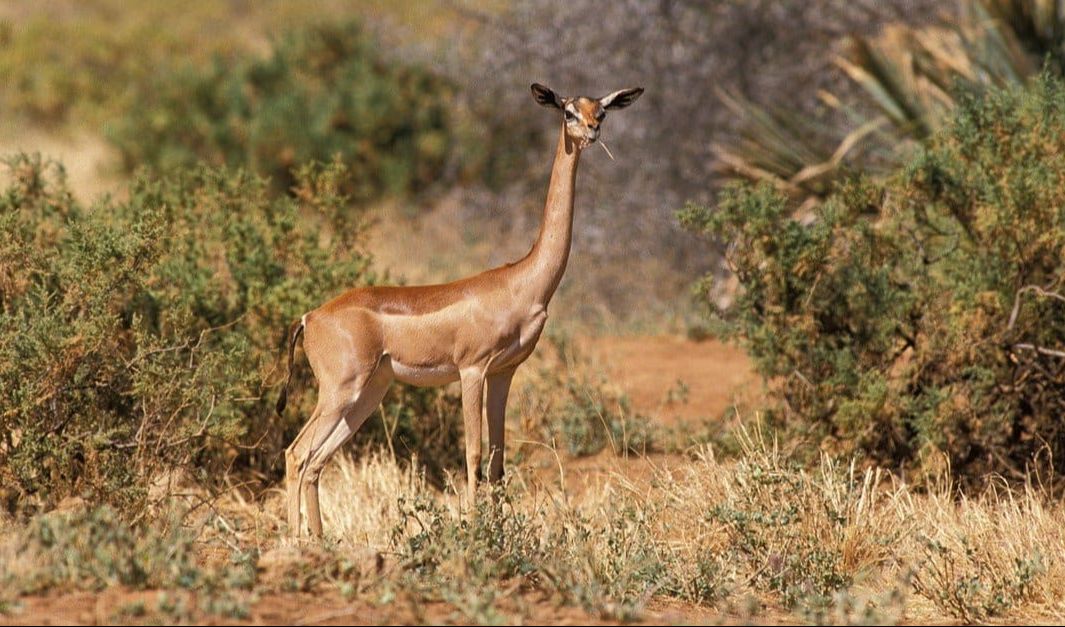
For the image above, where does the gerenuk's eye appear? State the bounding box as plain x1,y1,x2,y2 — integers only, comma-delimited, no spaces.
564,109,576,121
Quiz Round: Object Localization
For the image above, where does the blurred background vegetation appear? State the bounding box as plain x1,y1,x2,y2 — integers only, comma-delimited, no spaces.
0,0,949,327
5,0,1065,511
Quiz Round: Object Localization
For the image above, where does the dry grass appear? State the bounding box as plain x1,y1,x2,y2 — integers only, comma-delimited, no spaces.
318,450,439,550
220,425,1065,624
2,333,1064,624
6,421,1065,624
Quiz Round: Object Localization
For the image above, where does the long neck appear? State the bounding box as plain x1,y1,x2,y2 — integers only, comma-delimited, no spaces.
523,125,581,305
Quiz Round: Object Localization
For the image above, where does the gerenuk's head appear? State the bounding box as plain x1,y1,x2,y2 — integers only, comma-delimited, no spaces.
530,83,644,150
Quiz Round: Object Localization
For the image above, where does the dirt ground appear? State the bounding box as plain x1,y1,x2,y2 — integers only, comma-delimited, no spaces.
584,334,758,424
5,589,779,626
1,335,758,626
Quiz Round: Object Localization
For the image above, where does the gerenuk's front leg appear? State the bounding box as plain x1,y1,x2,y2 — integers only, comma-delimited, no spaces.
486,368,516,484
460,368,486,508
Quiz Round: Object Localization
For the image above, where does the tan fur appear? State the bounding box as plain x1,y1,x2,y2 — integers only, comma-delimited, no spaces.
574,98,604,128
281,84,641,538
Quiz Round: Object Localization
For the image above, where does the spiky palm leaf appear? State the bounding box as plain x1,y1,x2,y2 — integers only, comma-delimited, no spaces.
713,89,883,202
716,0,1065,202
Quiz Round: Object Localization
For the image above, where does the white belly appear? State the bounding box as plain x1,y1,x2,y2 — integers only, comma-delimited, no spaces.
389,359,460,387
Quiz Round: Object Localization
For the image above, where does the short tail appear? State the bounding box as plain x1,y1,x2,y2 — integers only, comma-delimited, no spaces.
276,317,306,416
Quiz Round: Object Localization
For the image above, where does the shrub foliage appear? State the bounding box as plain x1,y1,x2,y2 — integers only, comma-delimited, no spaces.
682,76,1065,480
107,21,456,200
0,154,461,512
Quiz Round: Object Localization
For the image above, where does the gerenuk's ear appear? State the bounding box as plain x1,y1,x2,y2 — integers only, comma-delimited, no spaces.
531,83,563,109
599,87,644,110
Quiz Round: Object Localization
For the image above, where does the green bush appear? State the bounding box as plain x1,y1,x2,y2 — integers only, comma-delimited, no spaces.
682,75,1065,481
0,154,462,512
551,384,656,458
107,21,456,201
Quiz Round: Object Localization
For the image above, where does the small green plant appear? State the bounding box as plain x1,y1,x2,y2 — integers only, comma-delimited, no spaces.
664,378,690,406
198,590,251,619
555,384,611,457
709,498,851,612
386,483,673,623
561,506,673,621
111,600,148,621
912,536,1044,622
549,384,656,458
525,349,658,459
7,506,201,593
800,581,908,626
0,505,260,620
0,598,15,615
699,443,896,615
681,551,729,606
391,489,546,585
388,489,547,623
156,592,195,623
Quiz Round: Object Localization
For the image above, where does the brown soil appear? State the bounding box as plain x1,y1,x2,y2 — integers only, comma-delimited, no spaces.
522,335,761,502
583,334,760,424
2,588,752,626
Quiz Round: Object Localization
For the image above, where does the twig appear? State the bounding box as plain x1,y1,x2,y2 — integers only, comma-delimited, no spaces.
599,140,615,161
1013,343,1065,359
1007,285,1065,331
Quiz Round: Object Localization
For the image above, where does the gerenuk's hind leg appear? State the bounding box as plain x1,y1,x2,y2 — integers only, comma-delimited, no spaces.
299,367,393,537
285,400,327,538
